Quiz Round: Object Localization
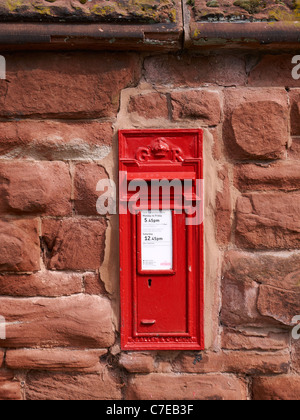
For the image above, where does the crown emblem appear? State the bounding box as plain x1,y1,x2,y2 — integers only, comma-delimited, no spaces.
151,138,170,159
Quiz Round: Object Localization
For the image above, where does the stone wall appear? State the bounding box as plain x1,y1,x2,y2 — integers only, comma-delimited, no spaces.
0,48,299,400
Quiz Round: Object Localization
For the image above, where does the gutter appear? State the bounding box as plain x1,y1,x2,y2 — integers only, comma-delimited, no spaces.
0,22,183,52
0,6,298,51
187,21,300,50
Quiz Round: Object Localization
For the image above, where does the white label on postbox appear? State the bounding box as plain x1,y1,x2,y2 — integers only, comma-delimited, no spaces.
141,210,173,271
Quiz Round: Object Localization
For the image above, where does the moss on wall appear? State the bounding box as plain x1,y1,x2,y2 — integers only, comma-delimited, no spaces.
188,0,299,21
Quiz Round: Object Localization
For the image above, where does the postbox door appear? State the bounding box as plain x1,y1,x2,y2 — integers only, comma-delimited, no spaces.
136,211,188,335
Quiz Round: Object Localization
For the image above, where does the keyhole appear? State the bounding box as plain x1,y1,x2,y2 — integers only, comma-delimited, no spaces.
148,279,152,288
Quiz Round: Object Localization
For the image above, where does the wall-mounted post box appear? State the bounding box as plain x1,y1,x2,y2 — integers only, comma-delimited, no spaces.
119,129,204,351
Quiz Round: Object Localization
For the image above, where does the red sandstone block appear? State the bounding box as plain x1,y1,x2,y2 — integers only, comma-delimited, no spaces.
289,137,300,159
0,271,83,297
26,369,122,400
126,373,248,400
0,121,113,160
248,55,300,88
74,163,109,216
234,161,300,192
236,193,300,249
0,52,140,118
128,92,169,120
144,54,247,87
6,349,107,373
119,353,155,373
291,339,300,373
210,127,223,161
222,328,290,351
223,250,300,292
42,218,107,271
0,161,72,216
173,350,289,375
215,166,232,245
222,250,300,328
290,89,300,136
223,88,289,160
221,252,265,328
221,271,264,328
258,285,300,326
0,218,40,272
253,376,300,400
84,273,107,296
170,89,222,125
0,371,22,401
0,294,115,348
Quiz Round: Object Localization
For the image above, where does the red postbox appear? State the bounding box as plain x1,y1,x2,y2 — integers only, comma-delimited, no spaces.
119,129,204,351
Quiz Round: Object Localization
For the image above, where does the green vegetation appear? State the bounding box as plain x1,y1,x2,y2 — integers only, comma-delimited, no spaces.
233,0,267,14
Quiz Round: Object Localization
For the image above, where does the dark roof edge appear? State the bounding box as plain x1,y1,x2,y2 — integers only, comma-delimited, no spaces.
0,20,298,52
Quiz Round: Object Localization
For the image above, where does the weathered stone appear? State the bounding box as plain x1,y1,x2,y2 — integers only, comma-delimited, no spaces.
6,349,107,373
154,360,174,374
210,126,223,161
170,89,222,125
74,163,109,216
26,370,122,400
290,89,300,136
291,338,300,373
253,376,300,400
0,52,140,118
0,271,83,297
0,219,40,272
248,55,300,88
0,371,22,401
289,137,300,160
84,273,107,296
42,218,107,271
231,101,288,157
236,193,300,249
222,328,290,351
174,350,290,375
145,54,247,87
222,250,300,328
215,166,232,245
0,294,115,348
0,121,113,161
224,88,288,160
223,250,300,291
257,285,300,326
0,162,71,216
126,373,248,400
119,353,155,373
128,93,169,120
221,271,264,327
234,162,300,192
